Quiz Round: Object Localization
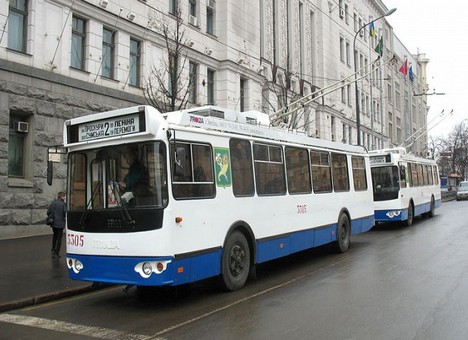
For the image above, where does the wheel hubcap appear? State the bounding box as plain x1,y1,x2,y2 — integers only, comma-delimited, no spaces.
229,244,245,277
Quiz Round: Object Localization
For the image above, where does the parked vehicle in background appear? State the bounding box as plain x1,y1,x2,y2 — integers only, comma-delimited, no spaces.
370,148,441,226
456,185,468,201
459,181,468,188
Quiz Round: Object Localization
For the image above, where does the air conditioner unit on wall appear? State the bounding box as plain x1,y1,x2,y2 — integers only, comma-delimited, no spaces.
188,15,198,26
16,121,29,133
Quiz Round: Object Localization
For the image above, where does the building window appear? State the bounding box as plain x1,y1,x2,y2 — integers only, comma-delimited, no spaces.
206,1,215,34
345,41,350,66
240,78,246,111
71,16,86,70
102,28,115,79
188,61,198,103
347,84,352,106
129,38,141,86
189,0,197,18
169,0,178,15
168,51,177,96
341,81,346,103
8,0,28,52
344,4,349,24
207,68,215,105
8,113,29,178
339,36,345,63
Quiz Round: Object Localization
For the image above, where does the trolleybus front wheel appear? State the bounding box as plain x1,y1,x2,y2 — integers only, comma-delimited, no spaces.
220,231,250,291
406,202,414,226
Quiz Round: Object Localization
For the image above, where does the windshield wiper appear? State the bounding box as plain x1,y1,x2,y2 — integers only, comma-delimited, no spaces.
79,182,102,226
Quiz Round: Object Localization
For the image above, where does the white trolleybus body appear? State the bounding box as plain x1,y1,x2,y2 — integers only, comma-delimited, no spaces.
369,148,441,226
64,105,375,291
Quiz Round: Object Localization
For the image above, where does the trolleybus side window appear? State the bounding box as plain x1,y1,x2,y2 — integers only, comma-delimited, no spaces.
433,166,439,185
428,166,434,185
351,156,367,191
253,143,286,196
410,163,419,187
285,146,312,194
229,139,254,197
332,153,350,192
311,151,332,193
417,164,424,187
69,153,86,210
399,163,407,188
90,158,105,209
172,142,215,199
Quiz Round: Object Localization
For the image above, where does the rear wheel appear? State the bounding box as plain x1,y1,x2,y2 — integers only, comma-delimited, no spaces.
333,214,350,253
427,196,436,218
405,202,414,226
219,231,250,291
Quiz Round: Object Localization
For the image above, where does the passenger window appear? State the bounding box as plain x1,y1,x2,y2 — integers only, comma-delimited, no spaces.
352,156,367,191
253,143,286,196
286,147,311,194
230,139,254,197
311,151,332,193
332,153,349,192
171,142,215,199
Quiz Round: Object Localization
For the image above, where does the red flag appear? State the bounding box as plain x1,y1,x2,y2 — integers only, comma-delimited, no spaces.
399,59,408,76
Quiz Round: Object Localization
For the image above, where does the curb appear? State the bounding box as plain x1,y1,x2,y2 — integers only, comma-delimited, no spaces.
0,283,108,313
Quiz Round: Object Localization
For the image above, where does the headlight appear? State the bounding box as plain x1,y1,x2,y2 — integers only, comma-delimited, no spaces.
66,257,84,274
386,210,401,218
134,260,171,278
142,262,153,276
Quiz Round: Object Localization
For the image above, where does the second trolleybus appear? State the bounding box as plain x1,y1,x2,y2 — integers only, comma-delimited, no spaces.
369,148,441,226
60,105,375,291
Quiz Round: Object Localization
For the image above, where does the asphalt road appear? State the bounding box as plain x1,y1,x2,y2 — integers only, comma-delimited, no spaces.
1,200,468,340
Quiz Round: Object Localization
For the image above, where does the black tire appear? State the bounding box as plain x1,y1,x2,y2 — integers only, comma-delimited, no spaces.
427,197,436,218
405,202,414,226
219,231,250,291
333,214,350,253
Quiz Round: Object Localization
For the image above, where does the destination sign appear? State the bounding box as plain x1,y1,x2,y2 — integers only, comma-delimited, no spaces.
79,114,140,142
370,155,387,164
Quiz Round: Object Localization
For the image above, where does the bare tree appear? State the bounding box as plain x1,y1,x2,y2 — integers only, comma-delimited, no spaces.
143,6,195,113
262,63,309,130
436,121,468,178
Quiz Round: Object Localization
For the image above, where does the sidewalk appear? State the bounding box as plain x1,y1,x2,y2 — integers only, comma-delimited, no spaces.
0,234,97,312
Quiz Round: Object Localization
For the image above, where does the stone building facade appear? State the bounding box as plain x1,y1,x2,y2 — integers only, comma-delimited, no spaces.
0,0,429,238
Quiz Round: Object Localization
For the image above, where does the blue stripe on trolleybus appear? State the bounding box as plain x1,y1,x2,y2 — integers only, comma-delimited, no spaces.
67,215,374,287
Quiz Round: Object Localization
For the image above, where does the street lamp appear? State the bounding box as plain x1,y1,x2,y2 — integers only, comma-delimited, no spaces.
354,8,396,146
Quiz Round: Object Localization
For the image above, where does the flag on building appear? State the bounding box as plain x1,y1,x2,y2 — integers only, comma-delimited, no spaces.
374,37,383,57
399,59,408,76
409,66,414,82
369,21,376,37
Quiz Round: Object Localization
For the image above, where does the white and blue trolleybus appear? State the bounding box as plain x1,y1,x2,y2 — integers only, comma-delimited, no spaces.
369,148,441,226
61,105,375,291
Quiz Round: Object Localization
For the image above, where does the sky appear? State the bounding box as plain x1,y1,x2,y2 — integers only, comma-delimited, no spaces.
383,0,468,139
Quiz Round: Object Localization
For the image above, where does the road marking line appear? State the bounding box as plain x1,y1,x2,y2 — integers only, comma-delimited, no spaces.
0,314,165,340
150,255,352,338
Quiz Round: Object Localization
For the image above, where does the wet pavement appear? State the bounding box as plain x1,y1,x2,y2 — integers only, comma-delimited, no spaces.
0,234,96,312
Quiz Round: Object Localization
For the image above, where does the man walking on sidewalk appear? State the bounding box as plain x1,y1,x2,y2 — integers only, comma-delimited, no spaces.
47,191,66,258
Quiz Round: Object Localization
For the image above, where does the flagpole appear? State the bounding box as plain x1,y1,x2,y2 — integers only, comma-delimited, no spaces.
353,8,397,146
368,16,375,150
